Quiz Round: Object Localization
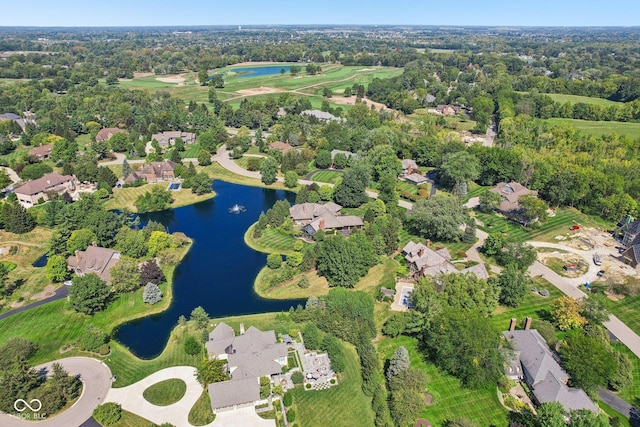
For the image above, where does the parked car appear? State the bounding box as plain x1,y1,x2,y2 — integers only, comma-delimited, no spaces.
570,225,580,230
593,254,602,266
597,270,605,277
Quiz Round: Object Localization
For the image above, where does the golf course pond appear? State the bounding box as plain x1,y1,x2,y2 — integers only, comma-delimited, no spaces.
115,180,302,359
232,65,292,77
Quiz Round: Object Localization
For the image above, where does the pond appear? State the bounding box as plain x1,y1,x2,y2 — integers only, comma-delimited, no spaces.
232,65,291,78
114,181,302,359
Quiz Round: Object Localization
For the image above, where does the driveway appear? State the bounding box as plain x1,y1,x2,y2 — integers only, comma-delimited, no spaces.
0,166,20,184
0,285,68,321
105,366,203,427
212,406,275,427
0,357,112,427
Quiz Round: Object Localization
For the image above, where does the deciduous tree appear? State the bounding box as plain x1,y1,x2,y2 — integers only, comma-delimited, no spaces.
69,273,111,315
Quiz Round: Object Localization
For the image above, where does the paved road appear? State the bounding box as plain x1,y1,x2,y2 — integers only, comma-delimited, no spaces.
105,366,203,427
98,153,144,166
598,388,637,420
0,285,68,321
0,357,112,427
483,119,497,147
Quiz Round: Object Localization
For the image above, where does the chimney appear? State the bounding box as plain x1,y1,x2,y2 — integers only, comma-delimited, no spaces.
418,247,425,257
239,323,245,335
426,239,431,248
524,317,532,330
319,219,325,231
509,318,517,331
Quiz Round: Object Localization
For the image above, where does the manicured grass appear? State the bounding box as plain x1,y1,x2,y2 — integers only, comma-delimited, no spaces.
188,390,216,425
181,142,202,158
545,118,640,138
475,207,611,242
142,378,187,406
198,162,290,192
597,398,632,427
600,292,640,338
396,180,420,196
110,409,155,427
377,336,507,427
291,341,375,427
610,342,640,406
398,228,473,259
309,170,343,183
544,93,622,107
254,267,329,299
464,182,488,202
103,183,215,212
244,224,304,255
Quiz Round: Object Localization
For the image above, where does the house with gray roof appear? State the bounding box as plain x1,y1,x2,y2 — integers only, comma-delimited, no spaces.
151,130,196,147
301,110,345,123
289,202,363,236
0,112,34,132
66,244,121,284
15,172,78,208
330,149,358,161
620,245,640,269
490,181,539,215
206,323,288,411
402,241,489,280
405,172,429,185
619,220,640,248
401,159,418,176
502,329,598,413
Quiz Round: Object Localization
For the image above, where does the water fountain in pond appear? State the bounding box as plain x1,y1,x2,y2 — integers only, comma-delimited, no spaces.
228,203,246,214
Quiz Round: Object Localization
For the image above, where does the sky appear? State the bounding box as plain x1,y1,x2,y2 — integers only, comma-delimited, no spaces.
1,0,639,27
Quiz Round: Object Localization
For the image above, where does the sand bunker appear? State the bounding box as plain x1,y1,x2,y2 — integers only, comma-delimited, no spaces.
331,95,388,112
236,87,283,96
156,74,186,84
30,285,55,301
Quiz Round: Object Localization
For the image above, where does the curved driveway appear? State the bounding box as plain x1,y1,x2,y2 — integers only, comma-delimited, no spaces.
0,357,112,427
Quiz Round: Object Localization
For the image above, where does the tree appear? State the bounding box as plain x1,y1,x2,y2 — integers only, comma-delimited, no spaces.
386,346,410,382
320,334,346,373
444,418,479,427
197,150,212,166
316,234,376,288
519,194,549,224
0,170,11,190
140,260,165,284
478,190,501,213
45,254,68,282
494,264,529,307
135,187,174,213
0,337,38,371
609,351,633,391
422,308,504,389
147,231,174,257
333,152,348,169
184,336,202,355
286,251,303,267
190,306,210,329
110,258,142,293
78,325,108,352
408,196,467,242
122,159,131,179
1,202,35,234
266,253,282,269
259,156,278,185
315,150,332,169
559,331,618,391
67,228,97,254
284,171,299,188
69,273,111,315
115,228,147,258
461,218,476,244
190,172,213,195
210,74,224,88
142,282,163,304
196,357,228,385
302,323,321,350
93,403,122,426
439,152,480,197
495,240,537,270
198,69,209,86
579,294,609,324
551,296,586,331
333,167,368,208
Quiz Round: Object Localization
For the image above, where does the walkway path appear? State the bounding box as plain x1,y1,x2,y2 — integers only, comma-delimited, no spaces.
0,166,20,184
0,285,68,321
105,366,203,427
0,357,112,427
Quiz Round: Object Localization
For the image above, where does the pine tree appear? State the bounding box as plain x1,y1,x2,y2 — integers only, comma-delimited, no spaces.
143,283,163,304
122,159,131,179
386,346,410,382
462,218,477,244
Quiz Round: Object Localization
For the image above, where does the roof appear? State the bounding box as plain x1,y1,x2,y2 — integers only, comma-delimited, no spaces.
268,141,293,154
490,181,538,213
208,377,260,410
460,263,490,280
620,245,640,266
206,322,236,355
66,245,121,284
301,109,344,122
28,144,53,157
289,202,342,221
15,173,76,196
151,130,196,145
405,173,428,184
0,113,21,121
330,149,357,160
401,159,418,169
306,214,363,233
534,371,598,412
141,160,178,177
403,241,489,280
95,127,125,142
502,330,567,385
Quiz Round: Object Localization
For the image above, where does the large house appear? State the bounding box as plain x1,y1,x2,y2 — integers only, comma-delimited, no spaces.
618,219,640,247
402,241,489,280
490,181,539,215
0,112,35,132
95,128,126,143
301,110,345,123
401,159,418,176
151,131,196,148
330,149,358,162
124,160,177,184
436,105,462,116
28,144,53,161
66,245,121,284
620,245,640,269
206,323,288,411
289,202,363,236
15,172,78,208
502,329,598,413
268,141,294,154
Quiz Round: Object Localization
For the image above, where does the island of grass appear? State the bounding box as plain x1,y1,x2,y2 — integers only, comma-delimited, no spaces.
143,378,187,406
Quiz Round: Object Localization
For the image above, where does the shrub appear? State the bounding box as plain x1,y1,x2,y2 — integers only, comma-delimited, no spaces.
93,403,121,426
184,336,202,356
283,392,293,407
78,325,108,352
330,378,336,384
297,275,310,288
291,371,304,385
287,409,296,423
267,253,282,269
305,383,312,389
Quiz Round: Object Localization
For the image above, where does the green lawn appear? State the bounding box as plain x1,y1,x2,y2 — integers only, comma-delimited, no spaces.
544,93,622,107
378,336,507,427
545,118,640,138
290,341,374,427
309,170,343,183
600,292,640,338
103,183,215,212
198,162,290,192
142,378,187,406
182,142,202,158
110,409,155,427
475,207,611,242
244,224,303,255
188,390,216,425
